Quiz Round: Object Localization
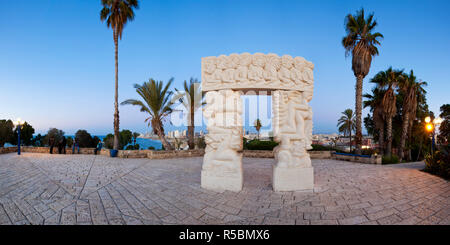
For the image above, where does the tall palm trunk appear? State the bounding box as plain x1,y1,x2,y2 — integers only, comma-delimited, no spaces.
407,121,413,161
187,104,195,149
113,30,120,150
355,75,363,154
416,137,423,161
399,112,409,160
378,121,385,155
155,121,173,150
386,117,393,157
349,125,352,152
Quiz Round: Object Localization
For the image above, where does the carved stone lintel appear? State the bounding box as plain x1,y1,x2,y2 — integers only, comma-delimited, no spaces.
202,53,314,92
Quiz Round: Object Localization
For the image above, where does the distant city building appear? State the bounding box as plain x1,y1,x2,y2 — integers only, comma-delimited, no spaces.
311,133,376,152
244,130,273,140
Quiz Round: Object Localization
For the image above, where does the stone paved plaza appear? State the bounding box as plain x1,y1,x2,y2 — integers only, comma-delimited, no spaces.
0,153,448,225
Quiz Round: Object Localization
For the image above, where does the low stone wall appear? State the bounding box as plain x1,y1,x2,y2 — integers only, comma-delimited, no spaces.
21,146,103,155
147,149,205,159
243,150,274,158
308,151,332,159
242,150,332,159
0,147,18,154
332,153,382,165
10,146,202,159
118,150,151,158
1,146,335,161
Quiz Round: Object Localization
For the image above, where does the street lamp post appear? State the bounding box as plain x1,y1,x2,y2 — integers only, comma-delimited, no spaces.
425,116,443,154
14,118,24,156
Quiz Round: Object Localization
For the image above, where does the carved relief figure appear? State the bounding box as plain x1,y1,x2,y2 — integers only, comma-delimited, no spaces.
218,55,236,83
264,53,281,85
291,57,307,86
303,60,314,86
235,53,252,83
248,53,266,84
272,90,313,167
203,57,222,83
278,55,294,84
229,53,240,68
203,128,242,172
203,90,243,172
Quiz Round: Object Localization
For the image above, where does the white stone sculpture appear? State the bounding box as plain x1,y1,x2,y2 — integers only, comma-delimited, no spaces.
201,53,314,192
202,53,312,92
272,90,314,191
201,90,244,191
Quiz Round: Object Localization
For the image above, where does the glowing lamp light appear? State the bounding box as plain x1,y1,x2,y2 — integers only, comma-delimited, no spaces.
424,116,431,123
14,118,24,126
426,123,433,132
433,117,443,125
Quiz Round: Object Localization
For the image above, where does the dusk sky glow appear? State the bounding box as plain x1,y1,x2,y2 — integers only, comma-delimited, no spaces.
1,0,449,135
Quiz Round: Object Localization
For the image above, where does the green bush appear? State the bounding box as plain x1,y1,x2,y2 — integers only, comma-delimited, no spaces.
424,146,450,180
125,144,140,150
148,146,155,150
243,138,248,149
350,148,377,155
382,154,400,164
244,139,278,151
104,130,133,150
361,148,377,155
75,130,96,148
66,137,73,148
196,137,206,149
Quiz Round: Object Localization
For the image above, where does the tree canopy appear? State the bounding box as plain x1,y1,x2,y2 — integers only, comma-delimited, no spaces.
0,120,14,147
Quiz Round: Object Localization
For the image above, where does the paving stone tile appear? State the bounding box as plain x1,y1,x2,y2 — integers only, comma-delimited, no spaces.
338,215,369,225
311,219,338,225
376,214,403,225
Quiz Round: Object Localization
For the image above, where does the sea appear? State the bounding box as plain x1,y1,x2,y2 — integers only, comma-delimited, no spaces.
4,136,163,150
94,136,163,150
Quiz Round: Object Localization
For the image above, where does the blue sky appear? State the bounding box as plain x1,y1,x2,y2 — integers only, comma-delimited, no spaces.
1,0,449,135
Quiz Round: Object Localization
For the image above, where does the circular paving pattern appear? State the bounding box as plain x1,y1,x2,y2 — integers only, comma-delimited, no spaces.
0,153,448,225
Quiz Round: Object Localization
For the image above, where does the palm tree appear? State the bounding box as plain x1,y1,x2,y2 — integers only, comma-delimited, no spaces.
331,137,339,149
121,78,175,150
100,0,139,150
174,78,204,150
342,8,383,154
364,87,386,155
254,119,262,140
337,109,356,152
132,132,140,146
398,70,427,160
371,67,403,157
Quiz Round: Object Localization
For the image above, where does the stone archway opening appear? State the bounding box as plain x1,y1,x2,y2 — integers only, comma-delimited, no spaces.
200,53,315,192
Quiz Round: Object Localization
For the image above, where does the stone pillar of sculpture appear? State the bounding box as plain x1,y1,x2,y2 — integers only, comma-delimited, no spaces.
272,90,314,191
201,89,243,191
